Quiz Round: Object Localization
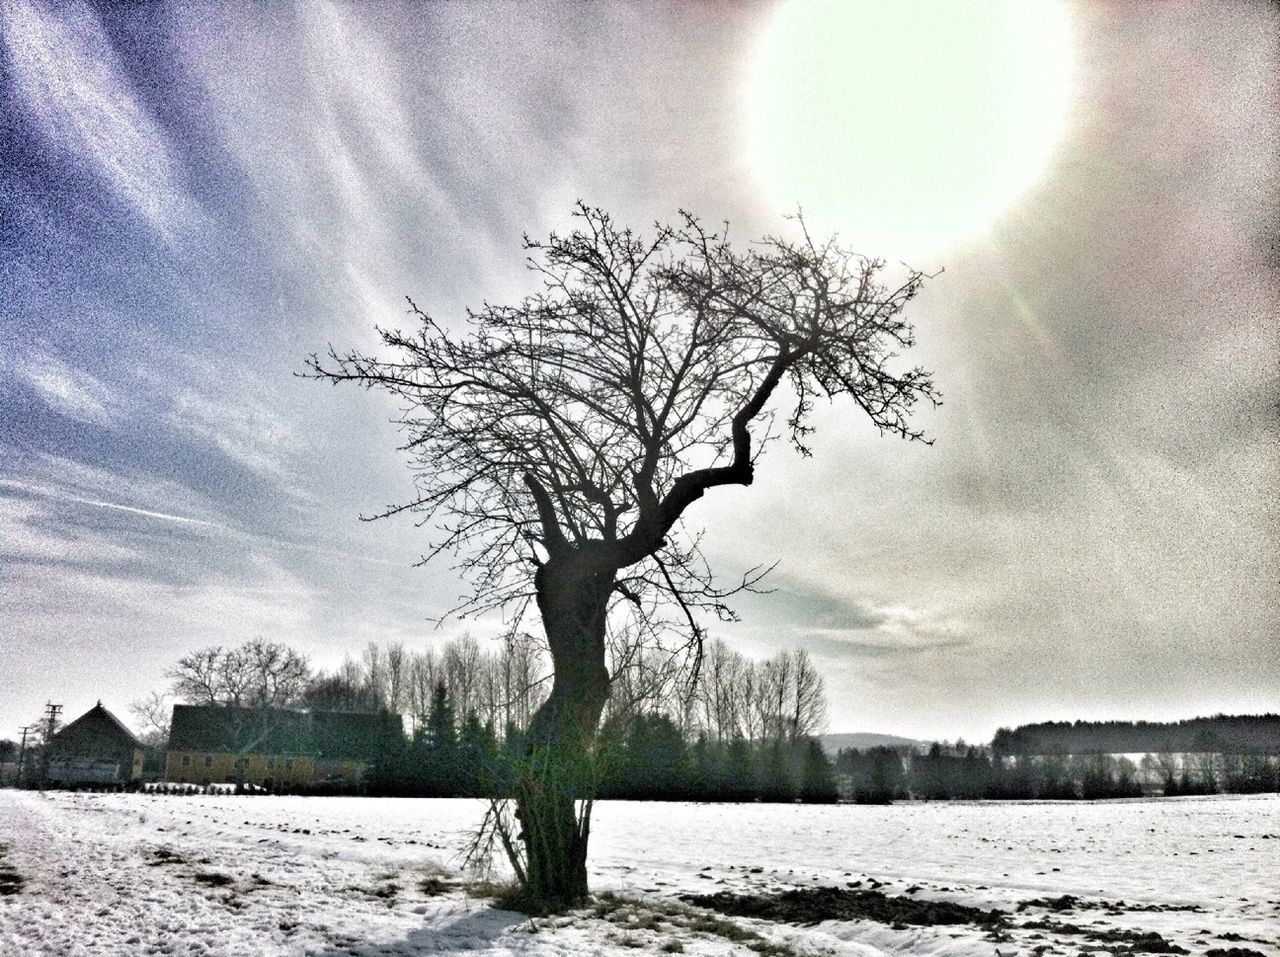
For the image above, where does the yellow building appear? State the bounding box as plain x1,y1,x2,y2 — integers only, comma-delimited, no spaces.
164,749,315,788
165,704,398,790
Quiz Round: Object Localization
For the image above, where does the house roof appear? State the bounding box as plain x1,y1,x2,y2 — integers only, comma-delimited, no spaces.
53,702,142,750
169,705,311,754
168,704,399,760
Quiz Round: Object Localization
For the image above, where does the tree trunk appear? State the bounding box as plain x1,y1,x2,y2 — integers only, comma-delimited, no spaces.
514,556,612,911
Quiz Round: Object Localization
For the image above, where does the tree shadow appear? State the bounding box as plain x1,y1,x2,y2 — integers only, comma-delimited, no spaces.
310,906,532,956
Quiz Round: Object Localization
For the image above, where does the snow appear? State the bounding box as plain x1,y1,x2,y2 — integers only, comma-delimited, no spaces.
1,790,1276,956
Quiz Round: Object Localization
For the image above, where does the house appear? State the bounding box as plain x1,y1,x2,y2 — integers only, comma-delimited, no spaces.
165,704,399,789
46,702,145,787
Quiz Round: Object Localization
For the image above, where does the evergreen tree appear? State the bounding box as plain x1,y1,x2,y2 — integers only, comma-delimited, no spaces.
410,681,459,795
1080,755,1115,800
689,732,721,800
758,738,796,803
798,738,838,803
366,709,409,795
425,682,457,750
722,735,756,802
867,747,906,803
458,709,498,796
613,713,690,800
913,743,947,800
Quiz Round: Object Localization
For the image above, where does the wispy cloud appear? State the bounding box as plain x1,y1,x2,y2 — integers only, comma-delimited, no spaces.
15,352,125,426
3,0,198,240
802,597,974,658
1,480,227,531
163,360,303,484
806,632,972,659
0,450,229,527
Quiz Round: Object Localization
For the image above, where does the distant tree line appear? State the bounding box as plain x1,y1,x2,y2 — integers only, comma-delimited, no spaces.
145,635,839,802
991,715,1280,756
112,636,1278,803
837,741,1279,802
361,640,839,802
359,687,839,803
598,713,837,803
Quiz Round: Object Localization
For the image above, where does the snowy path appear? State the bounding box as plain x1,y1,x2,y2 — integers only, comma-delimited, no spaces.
0,791,1276,956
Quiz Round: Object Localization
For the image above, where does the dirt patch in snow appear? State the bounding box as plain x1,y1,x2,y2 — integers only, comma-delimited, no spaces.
588,892,802,957
145,846,189,867
0,843,24,897
683,884,1211,956
1017,893,1205,914
192,871,235,887
682,884,1007,929
1020,917,1190,953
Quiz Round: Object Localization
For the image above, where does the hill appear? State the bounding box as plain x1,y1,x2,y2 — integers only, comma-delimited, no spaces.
819,732,924,755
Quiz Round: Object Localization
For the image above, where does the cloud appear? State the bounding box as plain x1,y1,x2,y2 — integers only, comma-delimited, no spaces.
3,0,198,241
0,455,238,581
720,575,974,665
2,480,227,532
163,362,303,483
807,635,973,660
762,581,890,632
14,352,125,426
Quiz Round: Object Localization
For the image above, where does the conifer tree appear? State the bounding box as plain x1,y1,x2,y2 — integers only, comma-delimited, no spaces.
799,738,838,803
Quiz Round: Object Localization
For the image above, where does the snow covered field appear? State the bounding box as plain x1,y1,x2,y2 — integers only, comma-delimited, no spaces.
0,790,1275,956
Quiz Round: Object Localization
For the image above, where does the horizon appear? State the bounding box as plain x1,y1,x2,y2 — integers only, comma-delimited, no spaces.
13,694,1275,754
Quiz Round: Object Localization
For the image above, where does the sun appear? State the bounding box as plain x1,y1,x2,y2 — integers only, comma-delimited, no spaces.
747,0,1076,263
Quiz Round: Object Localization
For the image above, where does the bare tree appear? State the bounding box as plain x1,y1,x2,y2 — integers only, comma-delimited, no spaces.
698,639,757,742
129,691,172,748
789,649,827,742
407,649,439,733
385,641,407,715
603,624,696,729
362,642,387,708
498,633,547,732
758,650,794,743
219,644,253,707
244,637,311,708
309,206,936,909
167,639,310,709
168,646,223,705
302,669,380,712
445,633,483,720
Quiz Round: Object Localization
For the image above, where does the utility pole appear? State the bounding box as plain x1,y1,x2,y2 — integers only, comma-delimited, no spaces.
38,702,62,789
15,726,34,788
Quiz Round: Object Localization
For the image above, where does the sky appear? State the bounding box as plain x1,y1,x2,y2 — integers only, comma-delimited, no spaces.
1,0,1276,744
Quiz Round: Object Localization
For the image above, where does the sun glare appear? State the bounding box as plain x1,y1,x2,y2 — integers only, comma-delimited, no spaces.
747,0,1076,263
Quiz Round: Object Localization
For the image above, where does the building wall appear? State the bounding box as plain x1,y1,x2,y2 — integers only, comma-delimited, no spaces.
313,759,367,784
164,750,314,787
47,759,127,785
51,712,142,782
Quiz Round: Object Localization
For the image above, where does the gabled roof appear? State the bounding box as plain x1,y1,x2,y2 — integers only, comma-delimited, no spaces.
169,704,311,754
54,702,142,750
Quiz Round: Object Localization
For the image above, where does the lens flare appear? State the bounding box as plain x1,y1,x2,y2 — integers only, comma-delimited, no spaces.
747,0,1076,263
